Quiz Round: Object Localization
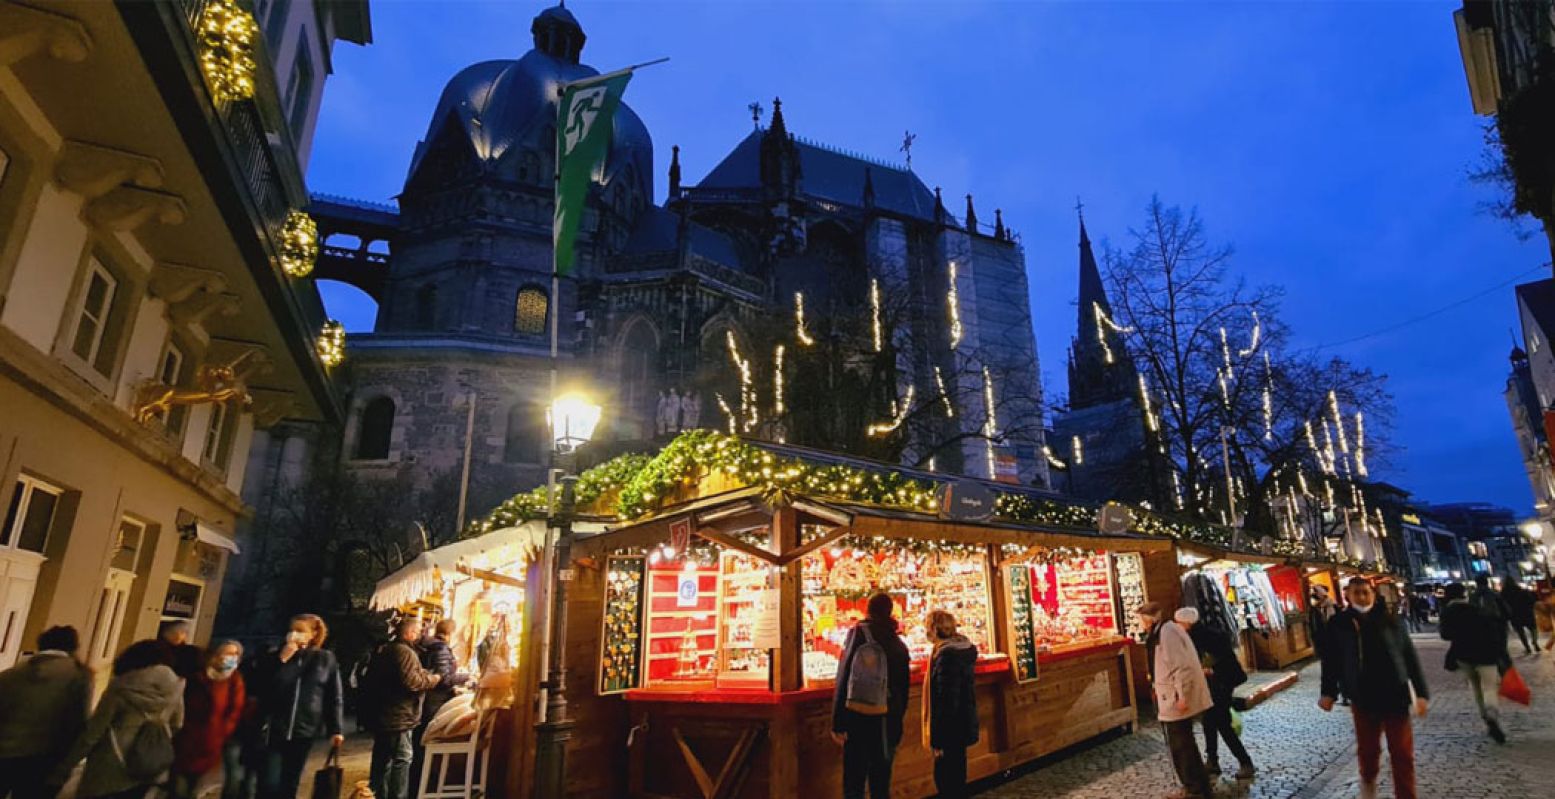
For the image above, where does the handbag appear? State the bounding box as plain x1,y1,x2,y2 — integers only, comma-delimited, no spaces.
312,742,345,799
1229,707,1244,737
1499,666,1532,706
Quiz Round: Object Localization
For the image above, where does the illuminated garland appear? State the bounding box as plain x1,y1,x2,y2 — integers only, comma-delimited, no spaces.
870,279,884,352
947,261,963,349
794,292,815,346
196,0,260,104
278,211,319,278
316,320,345,367
473,454,653,534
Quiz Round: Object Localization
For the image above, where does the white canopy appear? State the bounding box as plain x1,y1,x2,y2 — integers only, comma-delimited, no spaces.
369,519,606,610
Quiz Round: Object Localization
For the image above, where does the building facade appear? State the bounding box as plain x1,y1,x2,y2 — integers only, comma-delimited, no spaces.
1429,501,1535,579
0,0,366,667
229,3,1053,635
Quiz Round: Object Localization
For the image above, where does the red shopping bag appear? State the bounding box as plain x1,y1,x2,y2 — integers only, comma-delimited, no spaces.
1500,666,1532,706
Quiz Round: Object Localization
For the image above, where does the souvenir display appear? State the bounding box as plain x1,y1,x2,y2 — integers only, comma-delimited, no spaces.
1005,565,1038,681
598,556,644,694
716,553,772,688
1113,552,1151,642
1016,553,1122,652
643,562,719,686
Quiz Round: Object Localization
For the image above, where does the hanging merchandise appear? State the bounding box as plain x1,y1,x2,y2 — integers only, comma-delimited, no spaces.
1113,552,1150,642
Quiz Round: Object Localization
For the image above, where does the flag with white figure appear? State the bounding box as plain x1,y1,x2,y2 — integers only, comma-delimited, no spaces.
554,70,632,277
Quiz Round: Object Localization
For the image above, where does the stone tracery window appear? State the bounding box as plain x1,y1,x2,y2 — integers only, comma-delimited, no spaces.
514,286,548,335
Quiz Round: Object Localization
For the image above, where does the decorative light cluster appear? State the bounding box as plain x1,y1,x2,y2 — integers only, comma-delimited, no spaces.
794,292,815,346
196,0,260,104
1094,303,1132,364
870,278,884,352
473,454,653,534
1001,544,1098,566
866,385,914,437
278,211,320,278
947,262,963,349
316,320,345,367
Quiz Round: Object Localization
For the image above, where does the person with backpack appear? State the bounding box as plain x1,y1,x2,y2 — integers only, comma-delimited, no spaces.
0,626,93,799
1440,582,1510,743
52,640,184,799
410,619,468,793
253,614,344,799
921,610,978,799
169,641,247,799
1136,602,1213,799
830,593,910,799
1178,607,1255,780
361,617,441,799
1499,575,1538,656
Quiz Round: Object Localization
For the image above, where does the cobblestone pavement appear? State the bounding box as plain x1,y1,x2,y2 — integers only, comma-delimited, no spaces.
981,634,1555,798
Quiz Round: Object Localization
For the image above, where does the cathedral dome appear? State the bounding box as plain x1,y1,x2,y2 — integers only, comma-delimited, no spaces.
404,5,652,203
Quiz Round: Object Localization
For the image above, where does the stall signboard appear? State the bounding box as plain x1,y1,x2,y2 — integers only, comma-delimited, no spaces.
676,573,700,607
750,589,780,650
937,481,996,522
669,517,692,555
1097,504,1133,535
599,555,646,695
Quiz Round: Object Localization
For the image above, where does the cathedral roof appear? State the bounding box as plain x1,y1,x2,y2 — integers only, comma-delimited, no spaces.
622,207,743,270
405,36,652,199
695,130,942,221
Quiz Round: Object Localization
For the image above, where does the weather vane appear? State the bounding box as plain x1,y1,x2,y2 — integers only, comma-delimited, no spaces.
749,101,764,129
901,130,916,169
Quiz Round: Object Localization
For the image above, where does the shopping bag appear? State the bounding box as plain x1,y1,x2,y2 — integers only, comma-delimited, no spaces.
1500,666,1532,706
311,743,345,799
1230,707,1244,737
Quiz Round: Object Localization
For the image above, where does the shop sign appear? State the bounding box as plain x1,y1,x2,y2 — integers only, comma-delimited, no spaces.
669,517,692,555
937,481,996,522
994,451,1021,484
162,578,201,619
1097,503,1133,535
676,573,700,607
750,589,780,650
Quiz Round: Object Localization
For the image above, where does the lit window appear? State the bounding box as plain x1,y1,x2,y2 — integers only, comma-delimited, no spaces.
2,476,62,553
202,402,238,470
514,287,548,335
69,260,117,371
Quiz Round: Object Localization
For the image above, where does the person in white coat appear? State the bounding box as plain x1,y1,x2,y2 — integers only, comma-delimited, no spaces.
1137,602,1214,799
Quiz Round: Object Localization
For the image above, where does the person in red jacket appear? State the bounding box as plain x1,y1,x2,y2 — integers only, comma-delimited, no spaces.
169,641,247,799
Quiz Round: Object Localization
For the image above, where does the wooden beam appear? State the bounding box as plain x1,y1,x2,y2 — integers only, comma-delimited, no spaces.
694,527,781,565
773,506,803,692
671,727,716,799
774,525,852,567
456,565,525,588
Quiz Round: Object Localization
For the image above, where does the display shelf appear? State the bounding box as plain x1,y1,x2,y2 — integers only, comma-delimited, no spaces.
598,556,645,695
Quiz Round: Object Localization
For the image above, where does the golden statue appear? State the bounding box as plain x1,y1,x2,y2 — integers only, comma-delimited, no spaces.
133,351,254,424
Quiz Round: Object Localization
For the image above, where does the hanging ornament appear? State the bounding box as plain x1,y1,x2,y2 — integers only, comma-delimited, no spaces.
316,320,346,367
196,0,260,104
278,211,320,278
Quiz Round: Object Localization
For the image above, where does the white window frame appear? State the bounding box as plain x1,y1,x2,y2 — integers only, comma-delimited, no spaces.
202,402,229,466
2,475,63,554
153,341,185,429
160,574,205,640
69,259,117,368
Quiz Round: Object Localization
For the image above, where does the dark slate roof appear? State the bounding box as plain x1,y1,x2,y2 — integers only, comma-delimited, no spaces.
621,207,743,270
694,130,944,222
1517,279,1555,346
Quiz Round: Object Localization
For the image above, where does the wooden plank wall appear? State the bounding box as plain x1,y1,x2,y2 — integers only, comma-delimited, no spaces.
561,563,630,799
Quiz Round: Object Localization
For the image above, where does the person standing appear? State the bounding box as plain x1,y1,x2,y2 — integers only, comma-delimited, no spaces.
361,617,441,799
410,619,468,793
157,621,205,680
1179,607,1255,780
830,593,910,799
1499,575,1538,656
1319,577,1430,799
169,642,247,799
1439,583,1509,743
0,626,93,799
1137,602,1213,799
254,614,344,799
921,611,978,799
53,640,185,799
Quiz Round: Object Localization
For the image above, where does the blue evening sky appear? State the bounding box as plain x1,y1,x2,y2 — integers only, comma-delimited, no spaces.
306,1,1550,515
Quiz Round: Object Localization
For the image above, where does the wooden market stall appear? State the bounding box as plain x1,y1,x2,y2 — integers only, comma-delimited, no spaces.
1175,543,1314,672
558,487,1177,799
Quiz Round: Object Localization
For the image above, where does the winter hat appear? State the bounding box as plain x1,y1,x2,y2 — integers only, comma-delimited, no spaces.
1174,607,1200,624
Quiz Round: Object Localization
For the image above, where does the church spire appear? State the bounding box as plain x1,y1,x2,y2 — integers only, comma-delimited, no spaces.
668,144,681,199
964,194,977,232
769,96,787,138
1069,214,1138,411
993,209,1006,241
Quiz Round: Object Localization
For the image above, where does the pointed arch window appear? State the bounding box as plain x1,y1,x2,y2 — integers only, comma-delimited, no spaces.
356,397,395,460
514,286,548,335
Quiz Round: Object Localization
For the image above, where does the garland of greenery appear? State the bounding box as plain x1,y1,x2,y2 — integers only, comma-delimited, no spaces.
469,430,1372,570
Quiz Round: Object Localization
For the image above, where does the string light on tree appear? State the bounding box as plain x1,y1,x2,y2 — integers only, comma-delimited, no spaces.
934,367,955,418
773,345,786,416
947,262,964,349
1262,352,1274,441
1138,374,1159,432
1094,302,1133,365
1238,311,1262,358
716,393,736,434
1043,446,1067,470
866,385,914,437
1071,435,1084,466
1354,411,1369,477
1328,390,1351,455
870,278,884,352
793,293,815,346
982,366,999,478
726,331,756,432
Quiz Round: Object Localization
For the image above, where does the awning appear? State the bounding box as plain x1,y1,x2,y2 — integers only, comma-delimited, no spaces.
196,522,241,555
369,519,607,611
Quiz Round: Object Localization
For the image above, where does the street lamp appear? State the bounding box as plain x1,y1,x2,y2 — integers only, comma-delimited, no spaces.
1521,520,1552,580
534,391,601,798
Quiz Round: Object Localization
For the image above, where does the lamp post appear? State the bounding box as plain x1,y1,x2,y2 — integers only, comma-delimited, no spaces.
1521,520,1552,581
533,393,601,799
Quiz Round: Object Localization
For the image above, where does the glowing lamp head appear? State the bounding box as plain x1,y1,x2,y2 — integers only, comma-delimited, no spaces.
548,393,601,453
1522,521,1546,541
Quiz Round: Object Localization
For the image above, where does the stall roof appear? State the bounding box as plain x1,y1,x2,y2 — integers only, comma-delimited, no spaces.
370,519,607,610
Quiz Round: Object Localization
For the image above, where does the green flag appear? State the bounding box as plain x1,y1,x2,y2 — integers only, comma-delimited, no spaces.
554,71,632,277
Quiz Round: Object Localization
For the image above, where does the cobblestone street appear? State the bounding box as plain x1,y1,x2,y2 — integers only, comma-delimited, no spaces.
981,634,1555,798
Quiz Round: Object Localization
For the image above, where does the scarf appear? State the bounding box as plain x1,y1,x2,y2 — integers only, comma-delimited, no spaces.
920,634,973,749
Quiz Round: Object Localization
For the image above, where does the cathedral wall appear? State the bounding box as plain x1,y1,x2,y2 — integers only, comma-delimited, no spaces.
969,236,1047,486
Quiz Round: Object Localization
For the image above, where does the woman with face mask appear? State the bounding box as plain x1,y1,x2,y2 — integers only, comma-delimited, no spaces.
254,615,345,799
169,641,247,799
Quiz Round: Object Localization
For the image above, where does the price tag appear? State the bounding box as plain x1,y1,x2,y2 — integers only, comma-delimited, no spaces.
559,569,576,582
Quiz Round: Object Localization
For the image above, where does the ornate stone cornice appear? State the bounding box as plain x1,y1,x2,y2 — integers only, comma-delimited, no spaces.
0,2,91,67
55,141,164,199
83,184,186,231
